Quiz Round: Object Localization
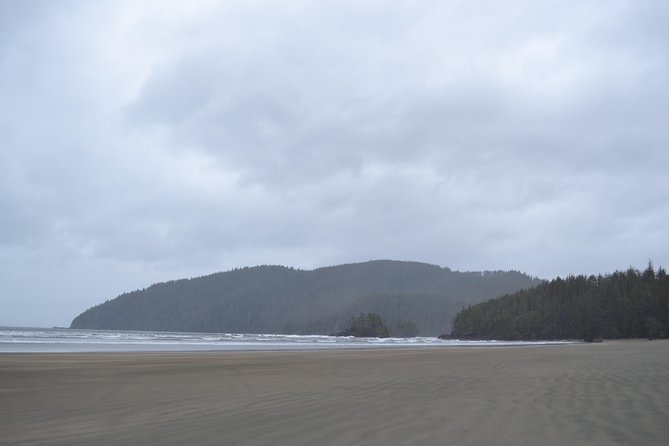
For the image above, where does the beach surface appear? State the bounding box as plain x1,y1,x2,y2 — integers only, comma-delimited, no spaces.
2,340,668,445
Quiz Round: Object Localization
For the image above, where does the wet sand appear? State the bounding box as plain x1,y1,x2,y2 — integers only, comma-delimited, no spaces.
1,340,668,445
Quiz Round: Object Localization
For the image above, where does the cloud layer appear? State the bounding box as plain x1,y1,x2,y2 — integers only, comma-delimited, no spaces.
2,0,668,326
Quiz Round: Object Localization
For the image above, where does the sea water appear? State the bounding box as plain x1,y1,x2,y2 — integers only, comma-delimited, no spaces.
0,326,567,353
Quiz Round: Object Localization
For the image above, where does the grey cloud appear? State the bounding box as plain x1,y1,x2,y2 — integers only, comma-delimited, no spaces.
1,0,668,326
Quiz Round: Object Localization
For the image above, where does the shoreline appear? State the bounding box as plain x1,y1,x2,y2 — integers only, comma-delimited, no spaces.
0,325,574,353
2,340,668,445
0,339,574,354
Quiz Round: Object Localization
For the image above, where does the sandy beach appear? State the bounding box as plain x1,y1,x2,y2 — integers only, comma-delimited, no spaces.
1,340,668,445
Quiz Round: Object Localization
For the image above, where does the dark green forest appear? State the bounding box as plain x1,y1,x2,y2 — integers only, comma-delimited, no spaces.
451,263,669,340
70,260,540,336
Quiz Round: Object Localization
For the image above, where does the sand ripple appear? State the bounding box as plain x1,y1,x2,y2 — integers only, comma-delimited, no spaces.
1,341,668,445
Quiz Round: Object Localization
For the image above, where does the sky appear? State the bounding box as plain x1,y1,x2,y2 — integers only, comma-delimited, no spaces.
1,0,668,327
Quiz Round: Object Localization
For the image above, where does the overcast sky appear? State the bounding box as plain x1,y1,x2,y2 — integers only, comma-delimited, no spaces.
2,0,668,327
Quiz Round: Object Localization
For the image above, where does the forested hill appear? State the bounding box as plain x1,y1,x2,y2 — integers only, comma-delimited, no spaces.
70,260,541,336
451,264,669,340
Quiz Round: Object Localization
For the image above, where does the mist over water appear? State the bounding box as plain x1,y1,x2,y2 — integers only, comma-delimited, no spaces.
0,327,567,353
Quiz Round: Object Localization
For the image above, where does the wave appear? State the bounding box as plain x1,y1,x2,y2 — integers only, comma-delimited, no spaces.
0,326,569,352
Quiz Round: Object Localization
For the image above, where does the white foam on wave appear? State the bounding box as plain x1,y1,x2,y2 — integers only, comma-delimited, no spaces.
0,326,570,352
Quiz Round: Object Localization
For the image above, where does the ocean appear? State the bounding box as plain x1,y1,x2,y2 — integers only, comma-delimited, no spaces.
0,326,567,352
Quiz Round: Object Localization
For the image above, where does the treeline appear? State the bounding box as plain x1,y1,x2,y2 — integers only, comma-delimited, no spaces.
70,260,541,336
451,263,669,340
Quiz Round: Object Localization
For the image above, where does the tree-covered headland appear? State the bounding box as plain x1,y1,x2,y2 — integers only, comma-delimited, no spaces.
451,263,669,340
70,260,540,336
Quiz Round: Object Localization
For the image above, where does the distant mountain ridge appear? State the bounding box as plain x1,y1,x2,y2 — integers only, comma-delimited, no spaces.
70,260,542,336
